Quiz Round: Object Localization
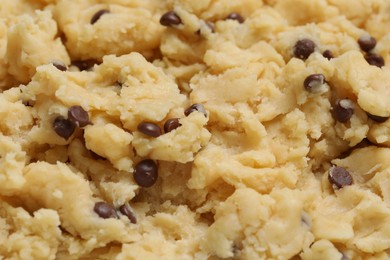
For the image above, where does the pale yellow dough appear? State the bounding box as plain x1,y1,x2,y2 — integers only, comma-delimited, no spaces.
0,0,390,259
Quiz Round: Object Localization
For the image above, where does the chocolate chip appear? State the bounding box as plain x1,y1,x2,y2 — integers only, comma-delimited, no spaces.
304,74,326,93
328,166,353,189
90,9,110,25
137,122,162,137
52,61,67,71
164,118,181,133
184,103,207,117
93,201,117,219
72,60,97,71
68,106,90,127
358,35,377,52
160,11,182,27
133,159,158,188
322,50,334,60
225,12,244,23
53,116,76,140
332,99,354,123
364,53,385,68
367,113,389,123
293,39,316,60
119,203,137,224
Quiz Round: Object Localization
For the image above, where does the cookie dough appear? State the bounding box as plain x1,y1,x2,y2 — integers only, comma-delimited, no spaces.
0,0,390,259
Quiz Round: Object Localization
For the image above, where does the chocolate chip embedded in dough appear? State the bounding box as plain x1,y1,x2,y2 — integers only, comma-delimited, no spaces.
53,116,76,140
293,39,316,60
367,113,389,123
133,159,158,188
137,122,162,137
332,99,354,123
160,11,182,27
303,74,326,93
364,53,385,68
52,61,67,71
164,118,181,133
119,203,137,224
93,202,117,219
322,50,334,60
72,60,97,71
90,9,110,25
328,166,353,189
184,103,207,117
225,12,245,23
68,105,90,127
358,35,377,52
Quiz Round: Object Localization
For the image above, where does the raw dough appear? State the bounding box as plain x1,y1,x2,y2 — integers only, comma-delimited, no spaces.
0,0,390,259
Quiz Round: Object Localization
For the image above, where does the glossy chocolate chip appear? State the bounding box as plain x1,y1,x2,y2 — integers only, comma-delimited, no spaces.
52,61,67,71
364,53,385,68
133,159,158,188
160,11,182,27
53,116,76,140
68,105,90,127
293,39,316,60
137,122,162,137
304,74,326,93
225,12,244,23
358,35,377,52
367,113,389,123
328,166,353,189
93,201,117,219
119,203,137,224
184,103,207,117
164,118,181,133
332,99,354,123
322,50,334,60
91,9,110,25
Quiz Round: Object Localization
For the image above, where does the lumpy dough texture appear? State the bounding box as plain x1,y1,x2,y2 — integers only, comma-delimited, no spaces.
0,0,390,259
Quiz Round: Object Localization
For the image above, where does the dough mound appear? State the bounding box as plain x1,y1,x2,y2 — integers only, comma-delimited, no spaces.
0,0,390,259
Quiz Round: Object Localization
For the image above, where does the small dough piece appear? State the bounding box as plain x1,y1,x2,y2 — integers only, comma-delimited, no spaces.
6,10,70,83
300,239,343,260
332,51,390,117
84,123,133,171
54,0,164,60
22,162,131,245
132,112,211,163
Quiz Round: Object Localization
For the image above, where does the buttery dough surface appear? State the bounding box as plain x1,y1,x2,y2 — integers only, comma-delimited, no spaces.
1,0,390,259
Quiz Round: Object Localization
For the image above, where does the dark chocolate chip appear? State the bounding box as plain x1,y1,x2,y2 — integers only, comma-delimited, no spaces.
119,203,137,224
91,9,110,25
184,103,207,117
53,116,76,140
303,74,326,93
328,166,353,189
68,105,90,127
164,118,181,133
93,201,117,219
367,113,389,123
332,99,354,123
133,159,158,188
160,11,182,27
293,39,316,60
364,53,385,68
52,61,67,71
137,122,162,137
225,12,244,23
72,60,97,71
358,35,377,52
322,50,334,60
